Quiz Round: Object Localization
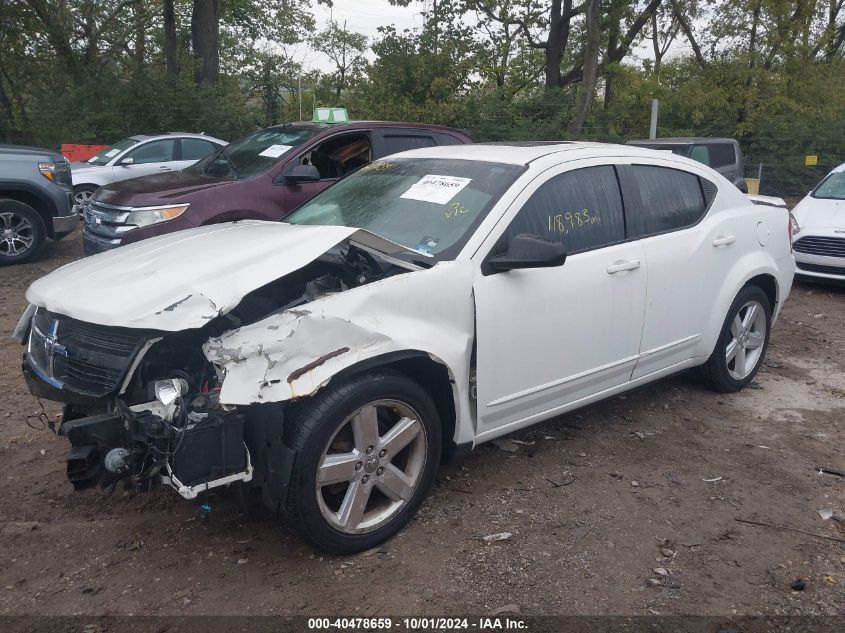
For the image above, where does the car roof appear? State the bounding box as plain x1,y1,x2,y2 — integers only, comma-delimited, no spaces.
264,121,469,134
383,141,673,166
128,133,226,143
627,137,737,145
831,162,845,173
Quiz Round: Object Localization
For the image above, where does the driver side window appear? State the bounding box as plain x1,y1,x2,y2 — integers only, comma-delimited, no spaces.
501,165,626,254
299,133,372,180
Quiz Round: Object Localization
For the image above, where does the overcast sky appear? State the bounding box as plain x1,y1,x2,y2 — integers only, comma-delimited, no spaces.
306,0,441,71
305,1,686,75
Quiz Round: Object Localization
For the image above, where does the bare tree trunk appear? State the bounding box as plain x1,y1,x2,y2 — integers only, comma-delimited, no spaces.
191,0,221,85
134,2,146,76
670,0,705,65
604,11,619,109
568,0,600,136
163,0,179,79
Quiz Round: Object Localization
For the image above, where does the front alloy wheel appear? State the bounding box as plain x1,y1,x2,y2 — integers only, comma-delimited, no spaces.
316,400,427,534
0,200,46,265
285,370,442,554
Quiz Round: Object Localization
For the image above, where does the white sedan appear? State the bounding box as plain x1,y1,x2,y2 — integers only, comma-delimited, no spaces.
792,162,845,281
19,143,795,553
70,133,227,210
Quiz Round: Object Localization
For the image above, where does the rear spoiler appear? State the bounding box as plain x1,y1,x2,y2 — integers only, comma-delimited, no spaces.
746,194,787,208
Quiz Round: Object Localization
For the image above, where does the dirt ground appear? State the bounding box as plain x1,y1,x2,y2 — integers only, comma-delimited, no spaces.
0,227,843,617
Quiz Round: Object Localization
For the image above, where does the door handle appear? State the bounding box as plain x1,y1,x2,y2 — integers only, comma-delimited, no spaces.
712,235,736,247
159,166,172,170
606,259,641,274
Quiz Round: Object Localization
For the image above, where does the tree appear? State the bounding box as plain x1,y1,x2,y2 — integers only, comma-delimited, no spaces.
311,19,368,99
191,0,221,84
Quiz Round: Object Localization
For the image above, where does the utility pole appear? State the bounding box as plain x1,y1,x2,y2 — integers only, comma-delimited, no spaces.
649,99,659,139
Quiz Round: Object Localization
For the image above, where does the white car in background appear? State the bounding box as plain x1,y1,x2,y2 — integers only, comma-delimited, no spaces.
19,143,794,553
792,162,845,281
70,133,227,210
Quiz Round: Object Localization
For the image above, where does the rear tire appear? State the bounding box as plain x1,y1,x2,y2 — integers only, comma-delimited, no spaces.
284,370,442,554
0,199,46,266
699,285,771,393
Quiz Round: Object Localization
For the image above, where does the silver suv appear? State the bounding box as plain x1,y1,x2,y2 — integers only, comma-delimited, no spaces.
70,133,227,210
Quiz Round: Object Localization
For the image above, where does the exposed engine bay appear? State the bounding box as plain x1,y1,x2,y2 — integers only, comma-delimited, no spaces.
23,241,415,502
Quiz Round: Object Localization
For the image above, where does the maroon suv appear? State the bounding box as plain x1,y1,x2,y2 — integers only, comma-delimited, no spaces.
83,121,472,253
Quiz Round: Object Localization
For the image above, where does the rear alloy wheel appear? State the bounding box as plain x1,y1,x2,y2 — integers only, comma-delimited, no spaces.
285,371,441,554
0,200,46,265
700,285,772,392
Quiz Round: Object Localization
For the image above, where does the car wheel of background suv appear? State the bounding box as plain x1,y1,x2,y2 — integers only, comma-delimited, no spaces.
73,185,98,213
700,285,772,393
0,199,46,265
284,370,442,554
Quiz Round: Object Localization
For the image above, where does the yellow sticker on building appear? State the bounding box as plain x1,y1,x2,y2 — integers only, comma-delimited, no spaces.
805,155,818,166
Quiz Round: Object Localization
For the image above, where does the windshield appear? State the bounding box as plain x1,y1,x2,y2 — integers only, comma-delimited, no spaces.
86,138,139,166
286,158,525,260
186,126,318,179
812,171,845,200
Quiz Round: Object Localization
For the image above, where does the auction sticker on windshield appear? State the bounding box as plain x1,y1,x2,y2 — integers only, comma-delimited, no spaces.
259,144,293,158
400,174,472,205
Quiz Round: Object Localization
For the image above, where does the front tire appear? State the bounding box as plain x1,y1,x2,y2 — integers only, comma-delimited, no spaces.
284,370,442,554
700,285,772,392
0,199,46,265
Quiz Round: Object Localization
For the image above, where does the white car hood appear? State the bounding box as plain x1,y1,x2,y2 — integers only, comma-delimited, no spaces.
70,161,110,181
792,196,845,229
26,221,362,331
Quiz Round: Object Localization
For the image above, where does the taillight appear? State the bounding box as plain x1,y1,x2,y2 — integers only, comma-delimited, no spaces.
788,212,800,249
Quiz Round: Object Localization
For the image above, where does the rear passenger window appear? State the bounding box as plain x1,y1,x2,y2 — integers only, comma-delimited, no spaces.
181,138,217,160
709,143,737,168
503,166,625,253
382,135,436,155
630,165,707,236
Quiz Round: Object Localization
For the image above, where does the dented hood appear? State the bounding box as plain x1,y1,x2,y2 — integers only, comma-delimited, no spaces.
26,221,360,331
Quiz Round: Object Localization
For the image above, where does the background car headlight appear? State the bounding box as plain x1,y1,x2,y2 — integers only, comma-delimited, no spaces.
126,204,189,228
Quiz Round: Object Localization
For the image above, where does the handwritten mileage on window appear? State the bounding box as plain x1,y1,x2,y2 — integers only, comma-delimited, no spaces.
548,209,600,234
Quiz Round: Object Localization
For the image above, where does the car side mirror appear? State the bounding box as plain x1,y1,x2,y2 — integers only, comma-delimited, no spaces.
488,234,567,272
281,164,320,184
118,157,134,166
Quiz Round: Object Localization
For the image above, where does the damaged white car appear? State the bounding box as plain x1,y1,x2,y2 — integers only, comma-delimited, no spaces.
17,143,795,553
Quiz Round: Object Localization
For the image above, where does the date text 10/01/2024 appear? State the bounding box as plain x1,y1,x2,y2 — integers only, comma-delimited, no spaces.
307,617,528,630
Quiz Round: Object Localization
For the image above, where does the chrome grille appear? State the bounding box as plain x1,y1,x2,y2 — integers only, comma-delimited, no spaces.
84,202,132,240
28,309,147,397
56,160,73,187
792,235,845,258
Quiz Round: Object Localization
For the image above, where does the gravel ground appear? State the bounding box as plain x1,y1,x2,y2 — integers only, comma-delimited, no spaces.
0,227,843,617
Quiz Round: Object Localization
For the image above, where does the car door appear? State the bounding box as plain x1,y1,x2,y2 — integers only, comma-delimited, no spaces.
176,138,220,170
114,138,177,181
473,162,647,437
622,162,733,379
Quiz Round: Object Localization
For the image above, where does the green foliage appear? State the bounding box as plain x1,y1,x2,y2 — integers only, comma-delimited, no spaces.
1,0,843,197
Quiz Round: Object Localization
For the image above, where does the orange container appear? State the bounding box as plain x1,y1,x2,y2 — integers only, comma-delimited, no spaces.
61,144,109,162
